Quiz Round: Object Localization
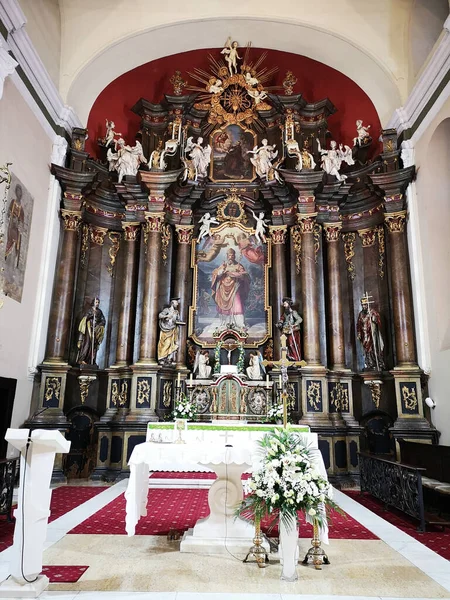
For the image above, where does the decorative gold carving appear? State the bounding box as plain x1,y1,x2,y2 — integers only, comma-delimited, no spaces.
342,232,356,281
366,381,382,409
175,224,193,244
291,225,302,274
79,375,96,405
107,232,121,276
283,71,297,96
402,385,418,411
385,193,403,204
111,381,119,406
61,209,82,232
297,213,317,234
340,203,384,222
80,223,89,268
137,379,151,405
358,228,377,247
44,377,61,403
169,70,187,96
162,381,173,407
323,223,341,243
161,223,172,263
377,226,385,279
144,212,165,235
89,226,108,246
119,381,129,407
216,194,247,224
330,383,349,412
385,211,406,233
269,225,287,245
307,381,321,411
313,223,322,263
122,222,140,242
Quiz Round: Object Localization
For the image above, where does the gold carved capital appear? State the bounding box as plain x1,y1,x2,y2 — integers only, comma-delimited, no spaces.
269,225,287,245
89,226,108,246
297,213,317,234
144,211,165,233
385,211,407,233
61,210,82,231
358,227,377,247
323,222,342,243
175,224,194,244
122,222,140,242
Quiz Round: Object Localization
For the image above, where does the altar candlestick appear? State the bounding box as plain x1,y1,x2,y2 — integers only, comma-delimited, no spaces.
266,374,270,388
279,374,282,388
177,372,181,387
189,373,193,385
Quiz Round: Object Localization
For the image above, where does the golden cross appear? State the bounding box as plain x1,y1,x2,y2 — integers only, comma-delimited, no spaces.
261,334,306,428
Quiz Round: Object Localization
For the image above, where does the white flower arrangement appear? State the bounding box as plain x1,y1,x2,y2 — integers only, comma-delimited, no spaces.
237,427,338,529
267,403,284,423
172,393,197,421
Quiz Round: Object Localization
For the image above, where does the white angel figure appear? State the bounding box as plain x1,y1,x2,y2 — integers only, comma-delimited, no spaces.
221,37,241,76
247,139,278,179
208,78,224,94
251,210,268,243
245,72,259,87
194,350,212,379
338,144,355,166
184,136,211,178
104,119,121,147
246,351,265,380
198,212,219,241
247,88,268,105
353,120,371,146
317,140,346,182
107,138,147,183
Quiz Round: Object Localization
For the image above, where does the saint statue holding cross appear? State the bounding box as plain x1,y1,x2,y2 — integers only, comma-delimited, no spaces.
356,292,385,371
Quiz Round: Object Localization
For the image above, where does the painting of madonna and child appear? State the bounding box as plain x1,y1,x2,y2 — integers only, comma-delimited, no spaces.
191,222,270,345
210,125,256,181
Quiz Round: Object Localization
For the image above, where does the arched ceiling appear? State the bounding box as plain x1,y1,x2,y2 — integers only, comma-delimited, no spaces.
59,1,415,126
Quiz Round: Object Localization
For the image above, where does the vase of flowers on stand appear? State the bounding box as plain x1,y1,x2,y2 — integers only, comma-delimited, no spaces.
236,427,337,581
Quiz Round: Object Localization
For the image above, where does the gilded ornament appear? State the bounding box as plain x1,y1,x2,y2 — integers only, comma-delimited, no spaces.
291,225,302,274
80,223,89,268
402,385,418,411
107,232,121,276
358,228,377,248
269,225,287,245
342,232,356,281
89,226,108,246
119,381,129,407
162,381,173,407
137,379,151,405
169,70,187,96
44,377,61,403
175,224,193,244
306,381,321,411
283,71,297,96
385,211,406,233
160,223,172,263
122,222,140,242
216,194,247,224
377,226,385,279
111,381,120,406
61,210,82,232
323,223,341,243
79,375,96,405
313,224,322,263
330,383,349,412
365,381,382,409
297,214,317,234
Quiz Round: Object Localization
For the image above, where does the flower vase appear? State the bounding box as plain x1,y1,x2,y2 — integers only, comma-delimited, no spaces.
279,517,299,582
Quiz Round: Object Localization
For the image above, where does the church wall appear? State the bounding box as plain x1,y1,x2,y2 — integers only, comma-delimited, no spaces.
414,98,450,445
0,77,54,432
18,0,61,89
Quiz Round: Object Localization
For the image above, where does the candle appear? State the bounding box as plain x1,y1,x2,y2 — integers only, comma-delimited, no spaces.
266,374,270,388
279,374,282,387
177,372,181,387
189,373,193,385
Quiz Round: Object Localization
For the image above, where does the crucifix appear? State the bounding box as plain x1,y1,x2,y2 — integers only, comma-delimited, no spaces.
262,334,306,428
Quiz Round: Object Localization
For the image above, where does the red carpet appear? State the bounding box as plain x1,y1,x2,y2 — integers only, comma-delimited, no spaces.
69,489,378,540
0,485,107,553
149,471,251,480
42,565,88,583
344,490,450,561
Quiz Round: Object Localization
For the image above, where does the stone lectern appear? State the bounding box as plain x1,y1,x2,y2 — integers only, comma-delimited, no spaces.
0,429,70,598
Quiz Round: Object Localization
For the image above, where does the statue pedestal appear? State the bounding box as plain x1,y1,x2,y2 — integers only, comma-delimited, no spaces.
220,365,238,375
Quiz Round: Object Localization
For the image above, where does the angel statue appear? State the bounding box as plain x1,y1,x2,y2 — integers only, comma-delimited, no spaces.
184,136,211,179
353,120,372,147
198,212,220,241
247,88,268,105
221,37,241,76
104,119,121,148
338,143,355,166
194,349,212,379
251,210,268,243
245,71,259,87
208,78,224,94
317,139,347,182
246,351,265,381
107,137,147,183
247,139,278,179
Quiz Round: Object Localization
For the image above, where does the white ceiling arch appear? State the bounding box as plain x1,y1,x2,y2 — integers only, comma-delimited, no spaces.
65,16,403,126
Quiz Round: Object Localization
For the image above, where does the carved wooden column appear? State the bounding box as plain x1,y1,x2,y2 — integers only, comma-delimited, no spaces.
174,225,194,369
324,223,345,370
268,225,288,360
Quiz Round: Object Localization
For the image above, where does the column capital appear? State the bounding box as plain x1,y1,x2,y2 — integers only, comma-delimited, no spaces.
297,213,317,234
61,209,82,231
122,222,141,242
385,211,407,233
175,224,194,244
89,226,108,246
323,222,342,242
144,211,165,233
357,227,377,247
269,224,287,244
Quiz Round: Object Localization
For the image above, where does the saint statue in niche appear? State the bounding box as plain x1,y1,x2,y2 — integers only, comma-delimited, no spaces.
76,297,106,366
356,294,385,371
277,297,303,361
158,298,185,365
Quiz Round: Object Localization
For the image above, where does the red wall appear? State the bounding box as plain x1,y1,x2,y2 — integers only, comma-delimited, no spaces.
86,48,381,159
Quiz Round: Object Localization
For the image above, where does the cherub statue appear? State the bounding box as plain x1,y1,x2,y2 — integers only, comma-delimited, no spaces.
193,350,212,379
104,119,121,148
317,139,346,182
150,140,167,170
353,120,372,147
221,37,241,76
247,139,278,179
184,136,211,179
251,210,268,243
198,212,220,241
208,78,224,94
245,71,259,87
247,88,268,105
107,137,147,183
